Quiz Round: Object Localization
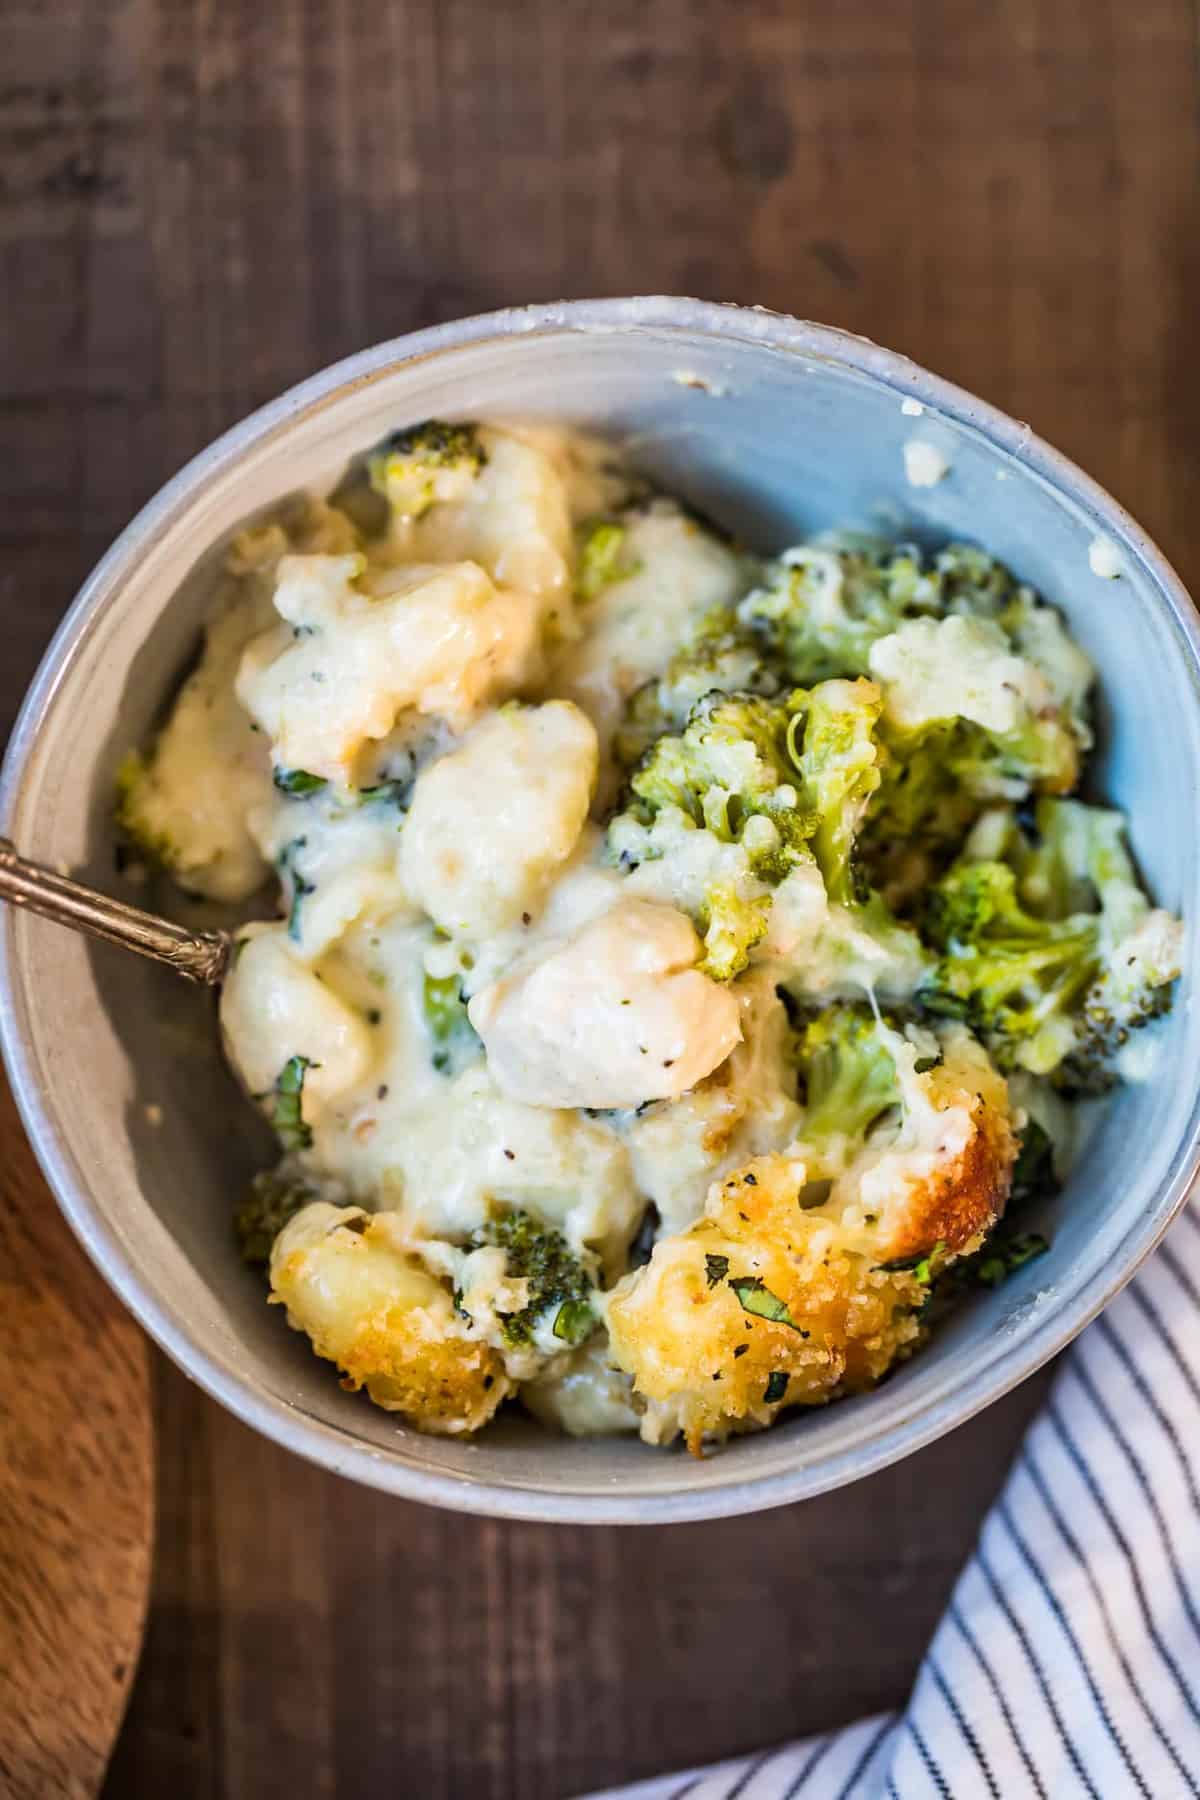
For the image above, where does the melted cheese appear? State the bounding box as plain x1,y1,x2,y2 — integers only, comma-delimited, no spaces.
869,615,1053,735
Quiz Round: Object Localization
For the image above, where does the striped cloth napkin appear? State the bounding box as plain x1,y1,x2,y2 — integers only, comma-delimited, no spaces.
586,1196,1200,1800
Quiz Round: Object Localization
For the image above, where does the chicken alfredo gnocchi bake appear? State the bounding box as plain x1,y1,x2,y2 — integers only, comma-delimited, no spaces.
117,421,1184,1454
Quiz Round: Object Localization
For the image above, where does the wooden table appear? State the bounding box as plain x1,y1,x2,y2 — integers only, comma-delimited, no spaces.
0,1079,153,1798
3,1,1199,1794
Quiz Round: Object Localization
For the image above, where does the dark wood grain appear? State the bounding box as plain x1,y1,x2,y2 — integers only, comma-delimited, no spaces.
3,0,1199,1795
0,1079,153,1798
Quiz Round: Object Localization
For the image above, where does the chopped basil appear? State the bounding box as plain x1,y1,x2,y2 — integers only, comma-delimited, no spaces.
423,967,480,1075
552,1298,595,1344
270,1055,313,1152
277,837,314,941
729,1275,807,1333
704,1252,730,1288
358,777,413,812
273,767,327,797
878,1240,947,1285
763,1371,789,1404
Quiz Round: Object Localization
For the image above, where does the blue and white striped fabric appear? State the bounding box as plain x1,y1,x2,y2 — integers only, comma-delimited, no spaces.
587,1199,1200,1800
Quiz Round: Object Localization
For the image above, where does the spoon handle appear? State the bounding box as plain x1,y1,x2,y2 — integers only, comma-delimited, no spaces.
0,837,231,986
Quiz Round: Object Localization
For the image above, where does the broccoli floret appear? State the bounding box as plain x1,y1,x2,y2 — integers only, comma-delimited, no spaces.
614,679,891,980
114,748,180,871
786,678,882,904
575,519,640,602
920,800,1182,1082
472,1208,597,1348
696,882,772,982
933,543,1023,616
738,544,940,682
630,691,800,831
235,1168,324,1266
1007,797,1145,931
617,690,815,980
628,690,818,868
863,722,1048,904
921,859,1100,1072
794,1005,906,1143
1063,910,1184,1092
367,419,486,522
863,632,1082,902
738,540,1055,687
423,967,481,1075
614,607,783,769
800,564,1091,901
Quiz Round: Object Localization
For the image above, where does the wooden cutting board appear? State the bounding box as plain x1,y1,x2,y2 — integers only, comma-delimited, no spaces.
0,1075,153,1798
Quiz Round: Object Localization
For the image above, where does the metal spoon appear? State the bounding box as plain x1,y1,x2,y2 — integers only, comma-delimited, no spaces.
0,836,231,986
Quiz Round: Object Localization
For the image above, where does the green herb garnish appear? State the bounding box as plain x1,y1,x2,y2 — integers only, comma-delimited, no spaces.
273,768,327,797
729,1275,806,1333
269,1055,313,1152
879,1240,947,1284
423,968,479,1074
552,1299,595,1344
277,838,314,941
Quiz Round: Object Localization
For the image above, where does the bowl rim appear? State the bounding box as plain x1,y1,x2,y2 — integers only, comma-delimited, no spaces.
3,294,1200,1524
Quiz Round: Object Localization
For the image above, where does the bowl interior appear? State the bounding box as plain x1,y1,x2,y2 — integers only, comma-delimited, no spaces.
4,303,1199,1521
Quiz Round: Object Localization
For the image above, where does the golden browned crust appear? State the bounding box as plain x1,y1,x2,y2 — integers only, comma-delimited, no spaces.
334,1303,512,1434
864,1029,1019,1264
877,1099,1016,1264
271,1211,514,1436
607,1031,1022,1454
606,1155,928,1456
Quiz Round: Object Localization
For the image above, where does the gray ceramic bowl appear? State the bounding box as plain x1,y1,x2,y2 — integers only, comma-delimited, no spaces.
3,298,1199,1523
